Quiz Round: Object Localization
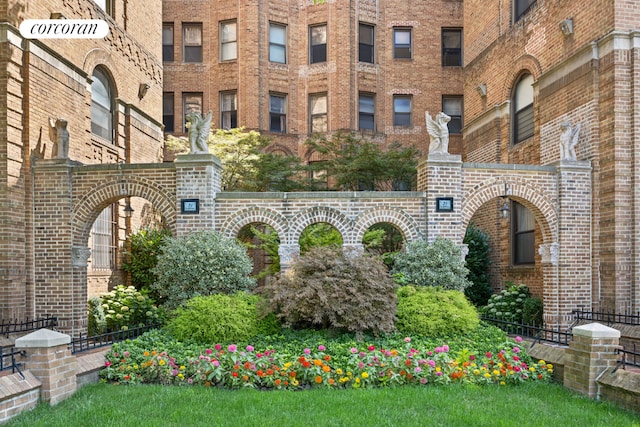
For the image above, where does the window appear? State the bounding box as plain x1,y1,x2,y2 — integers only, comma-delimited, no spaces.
513,73,534,144
359,23,374,63
514,0,536,22
512,201,535,265
309,93,327,133
183,23,202,63
163,92,174,133
91,68,113,141
443,96,463,134
359,93,375,131
269,94,286,133
393,95,412,126
162,24,174,62
182,92,202,132
269,23,287,63
309,24,327,64
393,28,412,59
95,0,113,16
90,205,115,270
221,92,237,130
442,28,462,66
220,20,237,61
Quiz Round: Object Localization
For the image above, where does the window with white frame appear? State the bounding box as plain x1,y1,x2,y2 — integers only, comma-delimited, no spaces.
90,205,115,270
359,23,374,64
393,28,412,59
513,73,534,144
512,201,535,265
309,24,327,64
221,20,237,61
183,23,202,63
269,23,287,64
221,91,237,130
269,94,286,133
309,93,327,133
91,68,113,141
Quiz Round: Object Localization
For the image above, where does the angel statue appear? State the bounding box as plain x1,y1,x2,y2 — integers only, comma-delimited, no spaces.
559,121,580,161
425,111,451,155
186,110,213,154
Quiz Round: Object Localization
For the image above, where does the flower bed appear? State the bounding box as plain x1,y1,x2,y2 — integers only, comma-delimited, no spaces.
101,334,552,389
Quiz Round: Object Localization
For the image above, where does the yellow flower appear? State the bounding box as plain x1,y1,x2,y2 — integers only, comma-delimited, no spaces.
484,373,491,378
178,373,184,379
283,362,292,370
158,359,166,366
355,378,361,384
361,372,369,379
538,360,546,365
133,364,138,369
492,370,500,376
500,381,505,386
336,368,343,375
473,369,480,375
180,365,185,371
529,367,536,372
547,364,553,369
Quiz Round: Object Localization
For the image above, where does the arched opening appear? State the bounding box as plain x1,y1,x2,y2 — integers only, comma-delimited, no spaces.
362,222,404,269
237,223,280,287
299,222,343,254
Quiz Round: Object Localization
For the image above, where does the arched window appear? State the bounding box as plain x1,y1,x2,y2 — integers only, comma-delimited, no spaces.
512,73,534,144
91,68,113,141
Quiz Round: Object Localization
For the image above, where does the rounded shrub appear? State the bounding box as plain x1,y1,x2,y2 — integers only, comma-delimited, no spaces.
396,285,479,336
166,292,278,344
151,230,256,310
260,246,397,334
121,227,171,302
482,282,543,325
391,237,472,291
463,223,493,306
100,285,161,331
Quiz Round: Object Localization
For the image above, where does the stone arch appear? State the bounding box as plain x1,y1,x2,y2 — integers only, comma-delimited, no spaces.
288,206,353,245
461,176,557,243
353,206,423,244
219,206,289,241
82,48,116,77
264,144,294,156
72,175,176,247
501,54,542,100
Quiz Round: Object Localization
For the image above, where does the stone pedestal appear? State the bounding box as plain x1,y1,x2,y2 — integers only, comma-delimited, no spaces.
15,329,77,405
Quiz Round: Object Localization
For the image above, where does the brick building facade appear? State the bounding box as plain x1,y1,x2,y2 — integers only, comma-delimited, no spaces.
0,0,164,321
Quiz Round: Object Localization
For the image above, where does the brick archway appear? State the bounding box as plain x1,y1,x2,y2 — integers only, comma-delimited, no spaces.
288,206,353,245
219,206,289,241
352,206,423,245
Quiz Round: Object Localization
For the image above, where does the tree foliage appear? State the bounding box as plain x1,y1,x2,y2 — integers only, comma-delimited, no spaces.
121,227,171,301
463,223,493,306
259,246,397,334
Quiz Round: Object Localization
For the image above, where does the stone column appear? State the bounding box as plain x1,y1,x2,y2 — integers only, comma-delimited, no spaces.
424,153,464,243
539,242,560,328
563,323,620,398
343,243,364,258
15,329,77,405
174,154,223,236
278,243,300,272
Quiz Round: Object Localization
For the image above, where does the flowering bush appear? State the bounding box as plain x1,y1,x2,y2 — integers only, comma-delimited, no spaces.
101,334,552,389
482,283,543,325
99,285,161,332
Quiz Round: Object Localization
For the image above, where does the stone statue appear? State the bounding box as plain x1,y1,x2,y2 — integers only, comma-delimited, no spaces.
186,111,213,154
559,121,580,161
426,111,451,154
48,117,69,158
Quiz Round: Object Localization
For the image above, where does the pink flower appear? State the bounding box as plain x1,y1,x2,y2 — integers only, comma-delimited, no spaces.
420,378,428,384
304,348,311,355
469,354,476,361
212,360,220,367
513,347,521,353
214,344,222,351
404,337,411,343
105,361,111,367
435,347,443,353
246,345,254,352
350,347,358,354
485,352,492,358
427,359,436,368
227,344,237,353
368,345,376,351
318,345,326,351
205,348,213,355
414,367,422,373
443,345,449,352
435,371,443,377
515,336,523,343
256,352,263,358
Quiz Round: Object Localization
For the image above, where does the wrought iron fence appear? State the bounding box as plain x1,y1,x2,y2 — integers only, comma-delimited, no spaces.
572,309,640,326
70,324,159,354
0,345,25,378
0,317,58,337
614,343,640,371
480,316,572,347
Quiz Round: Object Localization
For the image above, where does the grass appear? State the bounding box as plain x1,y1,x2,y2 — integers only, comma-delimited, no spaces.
5,382,639,427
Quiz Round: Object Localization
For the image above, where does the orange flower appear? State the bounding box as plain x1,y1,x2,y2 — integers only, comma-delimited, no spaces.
266,369,274,376
257,370,264,377
322,365,331,373
143,351,150,357
324,355,331,361
302,361,311,368
274,379,281,386
315,375,323,384
233,364,240,370
243,362,251,370
328,378,335,385
204,381,211,387
242,375,249,381
314,359,323,366
289,371,296,378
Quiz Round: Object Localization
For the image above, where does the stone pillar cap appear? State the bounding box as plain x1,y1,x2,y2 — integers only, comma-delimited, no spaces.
572,322,620,338
14,328,71,348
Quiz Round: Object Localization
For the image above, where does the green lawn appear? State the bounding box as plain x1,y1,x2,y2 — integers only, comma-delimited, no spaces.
5,382,639,427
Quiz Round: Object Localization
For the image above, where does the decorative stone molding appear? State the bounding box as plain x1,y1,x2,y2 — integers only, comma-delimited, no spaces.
459,243,469,262
71,246,91,268
538,242,559,265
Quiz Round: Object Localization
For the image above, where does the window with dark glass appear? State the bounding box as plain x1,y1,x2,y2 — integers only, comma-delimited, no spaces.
91,68,113,141
163,92,174,133
221,20,237,61
162,24,174,62
442,28,462,66
513,74,534,144
182,92,202,132
269,23,287,63
270,94,286,133
310,93,327,133
513,201,535,265
514,0,537,22
443,96,463,134
393,28,412,59
359,23,374,63
309,25,327,64
183,23,202,63
221,92,237,130
359,93,375,131
393,95,412,126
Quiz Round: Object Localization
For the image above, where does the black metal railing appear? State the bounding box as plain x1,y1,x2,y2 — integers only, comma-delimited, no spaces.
481,316,573,347
70,324,158,354
0,345,25,379
572,309,640,326
614,343,640,372
0,317,58,337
